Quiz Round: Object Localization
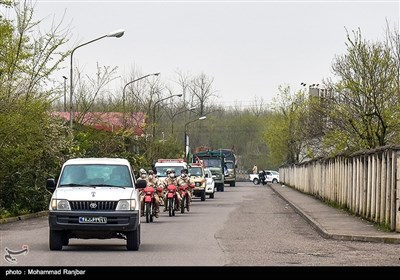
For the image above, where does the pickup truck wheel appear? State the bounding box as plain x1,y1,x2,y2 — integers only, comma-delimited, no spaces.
209,192,214,198
168,198,173,217
272,179,278,183
126,225,140,251
145,203,151,223
200,191,206,201
62,235,69,246
181,198,185,213
186,196,190,212
49,230,63,251
253,178,259,185
230,182,235,187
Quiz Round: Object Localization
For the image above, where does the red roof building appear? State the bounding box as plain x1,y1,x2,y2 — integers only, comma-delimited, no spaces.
51,111,147,136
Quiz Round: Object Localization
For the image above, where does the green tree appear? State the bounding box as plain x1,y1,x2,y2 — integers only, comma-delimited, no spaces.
0,1,72,217
325,27,400,153
266,86,309,165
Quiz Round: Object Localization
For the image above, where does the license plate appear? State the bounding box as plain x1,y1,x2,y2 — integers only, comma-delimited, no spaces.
79,217,107,224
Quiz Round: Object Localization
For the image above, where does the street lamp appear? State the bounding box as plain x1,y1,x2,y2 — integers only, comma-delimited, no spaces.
62,76,67,112
152,94,182,137
171,106,197,135
122,72,160,128
69,29,125,128
184,116,206,162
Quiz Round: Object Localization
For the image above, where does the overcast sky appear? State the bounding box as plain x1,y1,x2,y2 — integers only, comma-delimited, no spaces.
31,0,399,109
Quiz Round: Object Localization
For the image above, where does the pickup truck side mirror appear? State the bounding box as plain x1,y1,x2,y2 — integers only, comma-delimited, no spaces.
46,179,56,193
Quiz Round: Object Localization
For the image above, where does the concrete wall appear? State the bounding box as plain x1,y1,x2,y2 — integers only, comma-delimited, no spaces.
280,146,400,232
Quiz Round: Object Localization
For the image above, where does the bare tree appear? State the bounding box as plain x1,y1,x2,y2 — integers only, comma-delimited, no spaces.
188,73,216,116
73,63,119,124
250,96,268,117
0,1,71,100
174,69,191,106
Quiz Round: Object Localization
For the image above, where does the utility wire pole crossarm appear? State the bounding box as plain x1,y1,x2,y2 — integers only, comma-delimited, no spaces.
69,29,125,129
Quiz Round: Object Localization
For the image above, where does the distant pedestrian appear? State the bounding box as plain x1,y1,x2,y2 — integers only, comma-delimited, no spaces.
252,165,258,174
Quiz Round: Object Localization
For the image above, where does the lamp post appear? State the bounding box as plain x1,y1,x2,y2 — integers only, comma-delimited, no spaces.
184,116,206,162
122,72,160,128
171,106,197,135
152,94,182,138
69,29,125,128
62,76,67,112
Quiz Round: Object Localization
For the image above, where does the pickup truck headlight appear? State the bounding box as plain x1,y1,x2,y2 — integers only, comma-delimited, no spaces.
50,199,71,211
116,199,137,211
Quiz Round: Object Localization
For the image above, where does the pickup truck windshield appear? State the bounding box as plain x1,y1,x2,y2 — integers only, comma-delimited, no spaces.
202,158,221,168
59,164,133,188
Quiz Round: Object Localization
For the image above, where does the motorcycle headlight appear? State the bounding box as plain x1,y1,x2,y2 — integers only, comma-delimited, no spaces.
50,199,71,211
116,199,137,211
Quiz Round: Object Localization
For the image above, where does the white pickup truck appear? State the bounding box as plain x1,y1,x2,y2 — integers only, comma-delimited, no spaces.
249,170,280,184
46,158,142,251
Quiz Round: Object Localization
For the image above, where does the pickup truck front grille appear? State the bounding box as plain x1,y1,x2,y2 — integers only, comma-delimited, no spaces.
69,201,118,211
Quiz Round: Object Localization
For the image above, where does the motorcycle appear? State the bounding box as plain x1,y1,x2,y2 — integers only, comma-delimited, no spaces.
143,185,156,223
166,184,178,217
178,183,191,213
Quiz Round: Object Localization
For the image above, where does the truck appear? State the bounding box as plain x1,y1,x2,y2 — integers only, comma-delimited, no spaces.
219,149,237,187
193,150,225,192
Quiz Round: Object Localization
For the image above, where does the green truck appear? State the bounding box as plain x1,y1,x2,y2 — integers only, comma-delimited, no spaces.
193,148,237,190
219,149,237,187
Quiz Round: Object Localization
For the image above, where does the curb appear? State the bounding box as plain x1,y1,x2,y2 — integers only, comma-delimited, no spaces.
0,211,49,225
269,183,400,244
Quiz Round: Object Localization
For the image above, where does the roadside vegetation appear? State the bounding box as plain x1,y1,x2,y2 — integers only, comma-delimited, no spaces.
1,1,399,218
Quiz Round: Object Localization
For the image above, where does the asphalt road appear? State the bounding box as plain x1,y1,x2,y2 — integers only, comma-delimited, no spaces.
1,181,399,267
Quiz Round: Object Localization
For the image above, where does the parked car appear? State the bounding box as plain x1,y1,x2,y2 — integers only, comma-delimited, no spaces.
249,170,279,184
204,168,216,198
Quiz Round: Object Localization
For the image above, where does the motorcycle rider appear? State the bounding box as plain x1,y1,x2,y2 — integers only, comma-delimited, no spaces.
147,169,160,188
139,168,147,180
138,168,148,217
152,169,165,206
259,170,267,185
145,169,161,218
163,169,181,212
177,168,194,205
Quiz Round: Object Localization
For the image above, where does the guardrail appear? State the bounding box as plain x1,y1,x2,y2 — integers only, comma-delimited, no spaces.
279,145,400,232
